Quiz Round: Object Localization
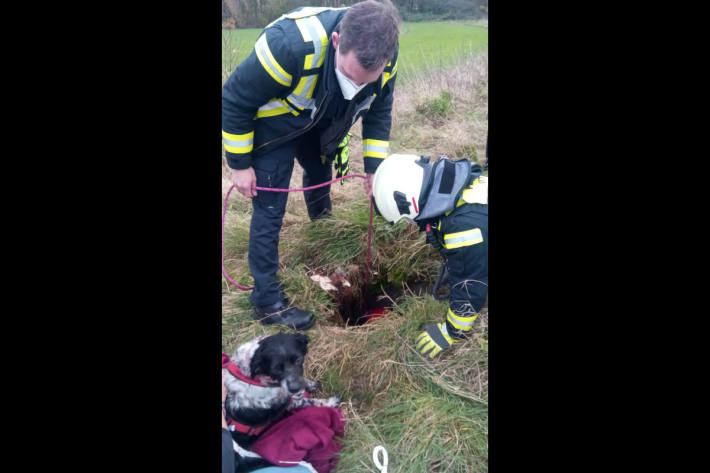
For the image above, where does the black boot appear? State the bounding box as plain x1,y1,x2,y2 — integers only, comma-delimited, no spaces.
253,300,315,330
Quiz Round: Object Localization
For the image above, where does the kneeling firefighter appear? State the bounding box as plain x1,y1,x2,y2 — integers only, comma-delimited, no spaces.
372,154,488,358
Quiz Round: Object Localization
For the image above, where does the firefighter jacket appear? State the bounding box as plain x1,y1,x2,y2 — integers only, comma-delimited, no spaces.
222,6,399,174
420,164,488,339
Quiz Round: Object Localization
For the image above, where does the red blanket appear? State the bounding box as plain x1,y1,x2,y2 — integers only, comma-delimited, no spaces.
250,406,346,473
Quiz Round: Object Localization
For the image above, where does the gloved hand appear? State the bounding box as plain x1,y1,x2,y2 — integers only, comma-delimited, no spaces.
333,133,351,182
415,322,458,359
426,228,446,254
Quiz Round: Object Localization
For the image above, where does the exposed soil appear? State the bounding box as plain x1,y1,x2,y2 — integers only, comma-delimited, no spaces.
336,273,436,326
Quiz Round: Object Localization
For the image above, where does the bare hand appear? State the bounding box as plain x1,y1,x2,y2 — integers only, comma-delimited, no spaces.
231,167,257,198
221,370,229,428
363,173,374,197
222,371,228,403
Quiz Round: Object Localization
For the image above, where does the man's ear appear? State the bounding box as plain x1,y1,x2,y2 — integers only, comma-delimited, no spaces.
332,31,340,49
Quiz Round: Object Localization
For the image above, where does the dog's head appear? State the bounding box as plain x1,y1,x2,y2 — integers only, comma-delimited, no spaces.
250,332,309,394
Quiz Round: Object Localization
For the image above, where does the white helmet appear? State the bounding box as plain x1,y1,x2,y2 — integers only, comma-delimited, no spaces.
372,154,425,223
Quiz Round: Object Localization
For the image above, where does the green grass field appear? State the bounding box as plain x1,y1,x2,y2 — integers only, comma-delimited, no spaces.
223,20,488,83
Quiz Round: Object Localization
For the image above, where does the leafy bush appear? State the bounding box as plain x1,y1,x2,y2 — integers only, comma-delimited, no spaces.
416,90,453,120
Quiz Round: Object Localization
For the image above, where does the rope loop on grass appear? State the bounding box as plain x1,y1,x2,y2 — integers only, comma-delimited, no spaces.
222,174,372,291
372,445,388,473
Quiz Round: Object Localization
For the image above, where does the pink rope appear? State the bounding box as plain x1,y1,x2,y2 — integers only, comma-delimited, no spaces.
222,173,371,291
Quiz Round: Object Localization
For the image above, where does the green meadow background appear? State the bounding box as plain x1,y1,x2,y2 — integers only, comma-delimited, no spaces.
223,20,488,83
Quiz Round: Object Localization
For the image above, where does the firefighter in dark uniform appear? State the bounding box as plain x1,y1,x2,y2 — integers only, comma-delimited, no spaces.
372,154,488,359
222,1,401,330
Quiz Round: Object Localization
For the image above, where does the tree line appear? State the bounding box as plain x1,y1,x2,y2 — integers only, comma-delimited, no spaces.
222,0,488,29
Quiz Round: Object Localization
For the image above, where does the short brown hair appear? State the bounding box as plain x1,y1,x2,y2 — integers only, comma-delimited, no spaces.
339,0,401,71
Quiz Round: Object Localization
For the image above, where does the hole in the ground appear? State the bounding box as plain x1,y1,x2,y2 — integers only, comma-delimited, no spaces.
328,267,434,326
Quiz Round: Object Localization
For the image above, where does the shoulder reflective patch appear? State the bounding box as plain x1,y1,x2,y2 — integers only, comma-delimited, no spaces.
284,6,347,19
443,228,483,249
222,130,254,154
295,16,328,69
363,138,389,158
461,176,488,204
382,57,398,88
254,34,292,87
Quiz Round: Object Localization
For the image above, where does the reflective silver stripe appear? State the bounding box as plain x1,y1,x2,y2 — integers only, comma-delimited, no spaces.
255,35,291,86
443,228,484,248
447,316,474,330
288,94,315,111
258,100,285,111
447,309,476,329
363,144,388,154
223,137,253,148
301,17,324,69
287,75,317,110
287,15,325,111
351,95,376,125
445,234,476,245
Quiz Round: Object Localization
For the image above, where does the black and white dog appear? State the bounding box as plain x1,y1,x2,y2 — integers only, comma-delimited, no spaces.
223,332,342,451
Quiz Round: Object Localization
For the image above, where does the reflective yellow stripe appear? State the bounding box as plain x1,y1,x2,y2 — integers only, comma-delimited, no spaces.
295,18,312,41
363,139,389,147
427,345,442,358
292,76,309,96
461,175,488,204
382,57,398,88
256,99,299,118
446,308,477,330
222,131,253,142
311,18,328,68
306,75,319,98
222,130,254,154
283,6,347,20
439,322,456,344
416,333,430,349
363,139,389,158
288,75,318,108
267,6,348,28
363,151,388,158
289,16,326,111
256,107,290,118
295,17,327,69
224,143,252,154
443,228,483,249
254,35,292,87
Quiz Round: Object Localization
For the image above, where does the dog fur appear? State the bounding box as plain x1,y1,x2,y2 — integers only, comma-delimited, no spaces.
223,332,341,451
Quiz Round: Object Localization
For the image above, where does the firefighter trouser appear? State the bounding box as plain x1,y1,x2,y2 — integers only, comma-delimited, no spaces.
437,203,488,338
248,130,333,306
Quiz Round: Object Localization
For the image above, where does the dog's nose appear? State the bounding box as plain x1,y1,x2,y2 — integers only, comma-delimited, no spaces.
287,381,302,393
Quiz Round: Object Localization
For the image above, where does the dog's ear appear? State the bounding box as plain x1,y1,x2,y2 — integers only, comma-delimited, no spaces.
294,333,309,353
250,344,268,376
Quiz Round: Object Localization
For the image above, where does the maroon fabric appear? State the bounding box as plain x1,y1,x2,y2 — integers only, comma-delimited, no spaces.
250,407,346,473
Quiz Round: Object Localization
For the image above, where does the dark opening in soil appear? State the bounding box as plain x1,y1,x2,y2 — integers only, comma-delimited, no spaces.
336,278,434,326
